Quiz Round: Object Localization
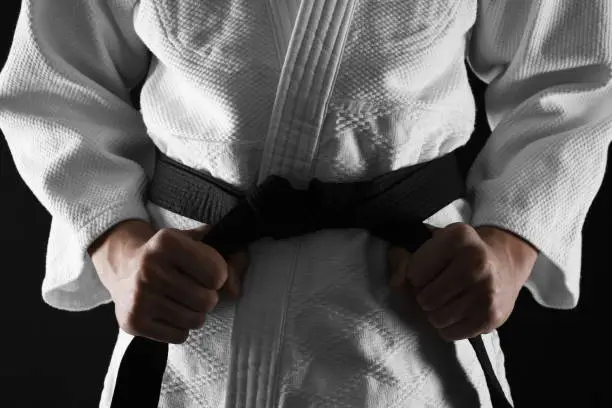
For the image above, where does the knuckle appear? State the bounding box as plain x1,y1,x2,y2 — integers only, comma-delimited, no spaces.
481,279,498,302
449,223,473,240
152,228,176,250
455,222,472,234
453,234,473,250
473,254,488,272
138,251,159,273
138,261,158,284
467,247,491,274
202,291,219,312
210,268,228,290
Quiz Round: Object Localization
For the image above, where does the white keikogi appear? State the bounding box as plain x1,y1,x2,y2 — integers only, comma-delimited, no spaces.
0,0,610,407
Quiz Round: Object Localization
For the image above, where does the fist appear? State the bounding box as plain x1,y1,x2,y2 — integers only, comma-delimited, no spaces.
98,223,249,344
388,223,537,341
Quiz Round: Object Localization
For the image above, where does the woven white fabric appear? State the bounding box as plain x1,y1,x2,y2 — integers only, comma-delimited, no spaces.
1,0,611,406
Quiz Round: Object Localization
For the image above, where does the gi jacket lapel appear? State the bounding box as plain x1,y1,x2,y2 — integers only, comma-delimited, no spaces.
258,0,360,187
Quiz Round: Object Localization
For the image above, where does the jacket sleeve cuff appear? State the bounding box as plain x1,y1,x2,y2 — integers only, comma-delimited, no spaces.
470,191,581,310
41,199,151,312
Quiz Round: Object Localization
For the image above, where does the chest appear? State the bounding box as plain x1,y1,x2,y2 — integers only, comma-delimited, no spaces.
134,0,477,104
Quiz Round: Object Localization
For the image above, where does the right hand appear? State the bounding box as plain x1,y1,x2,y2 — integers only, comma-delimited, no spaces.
89,220,249,345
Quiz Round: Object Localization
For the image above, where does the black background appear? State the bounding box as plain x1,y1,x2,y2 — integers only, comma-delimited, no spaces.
0,1,608,407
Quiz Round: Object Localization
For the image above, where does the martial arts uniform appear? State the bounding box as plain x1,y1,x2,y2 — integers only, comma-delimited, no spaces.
1,1,611,406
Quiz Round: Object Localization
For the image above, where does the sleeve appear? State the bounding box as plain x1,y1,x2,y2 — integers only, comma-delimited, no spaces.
465,0,612,309
0,0,155,311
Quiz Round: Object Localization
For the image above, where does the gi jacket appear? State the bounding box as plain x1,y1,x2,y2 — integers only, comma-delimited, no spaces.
1,1,611,406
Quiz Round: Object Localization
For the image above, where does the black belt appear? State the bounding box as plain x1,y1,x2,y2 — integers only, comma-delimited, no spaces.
110,128,512,408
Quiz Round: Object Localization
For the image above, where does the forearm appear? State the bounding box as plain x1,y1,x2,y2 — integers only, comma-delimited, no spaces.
0,0,154,311
467,0,612,308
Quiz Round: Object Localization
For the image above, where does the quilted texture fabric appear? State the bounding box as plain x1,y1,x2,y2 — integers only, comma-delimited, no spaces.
0,0,611,406
141,204,509,408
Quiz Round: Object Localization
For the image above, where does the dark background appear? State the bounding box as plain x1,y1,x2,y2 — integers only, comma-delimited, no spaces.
0,1,608,407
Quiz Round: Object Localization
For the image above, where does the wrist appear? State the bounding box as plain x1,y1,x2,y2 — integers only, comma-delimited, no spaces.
88,219,156,284
88,219,154,255
476,225,538,283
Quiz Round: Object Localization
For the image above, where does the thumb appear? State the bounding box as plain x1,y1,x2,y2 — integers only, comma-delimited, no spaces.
182,223,212,241
388,225,437,290
388,246,412,288
182,224,250,299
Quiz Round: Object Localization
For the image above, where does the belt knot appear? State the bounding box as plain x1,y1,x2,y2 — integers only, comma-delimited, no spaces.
245,176,354,239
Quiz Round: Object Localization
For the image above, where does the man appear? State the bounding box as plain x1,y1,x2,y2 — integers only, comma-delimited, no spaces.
0,0,610,406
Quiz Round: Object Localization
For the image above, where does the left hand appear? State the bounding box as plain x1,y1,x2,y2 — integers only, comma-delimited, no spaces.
388,222,538,342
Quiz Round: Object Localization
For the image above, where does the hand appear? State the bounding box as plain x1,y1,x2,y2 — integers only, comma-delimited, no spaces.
388,223,537,341
90,220,249,344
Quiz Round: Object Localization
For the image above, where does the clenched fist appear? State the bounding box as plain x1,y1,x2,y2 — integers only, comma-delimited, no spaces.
89,220,249,345
388,223,538,341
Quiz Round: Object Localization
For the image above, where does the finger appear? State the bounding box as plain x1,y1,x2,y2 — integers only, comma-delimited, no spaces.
426,288,477,330
415,256,475,312
437,309,489,342
181,224,212,241
403,233,453,290
148,290,208,331
406,222,477,290
160,230,229,290
144,262,219,314
141,318,190,344
387,246,412,288
220,250,250,299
